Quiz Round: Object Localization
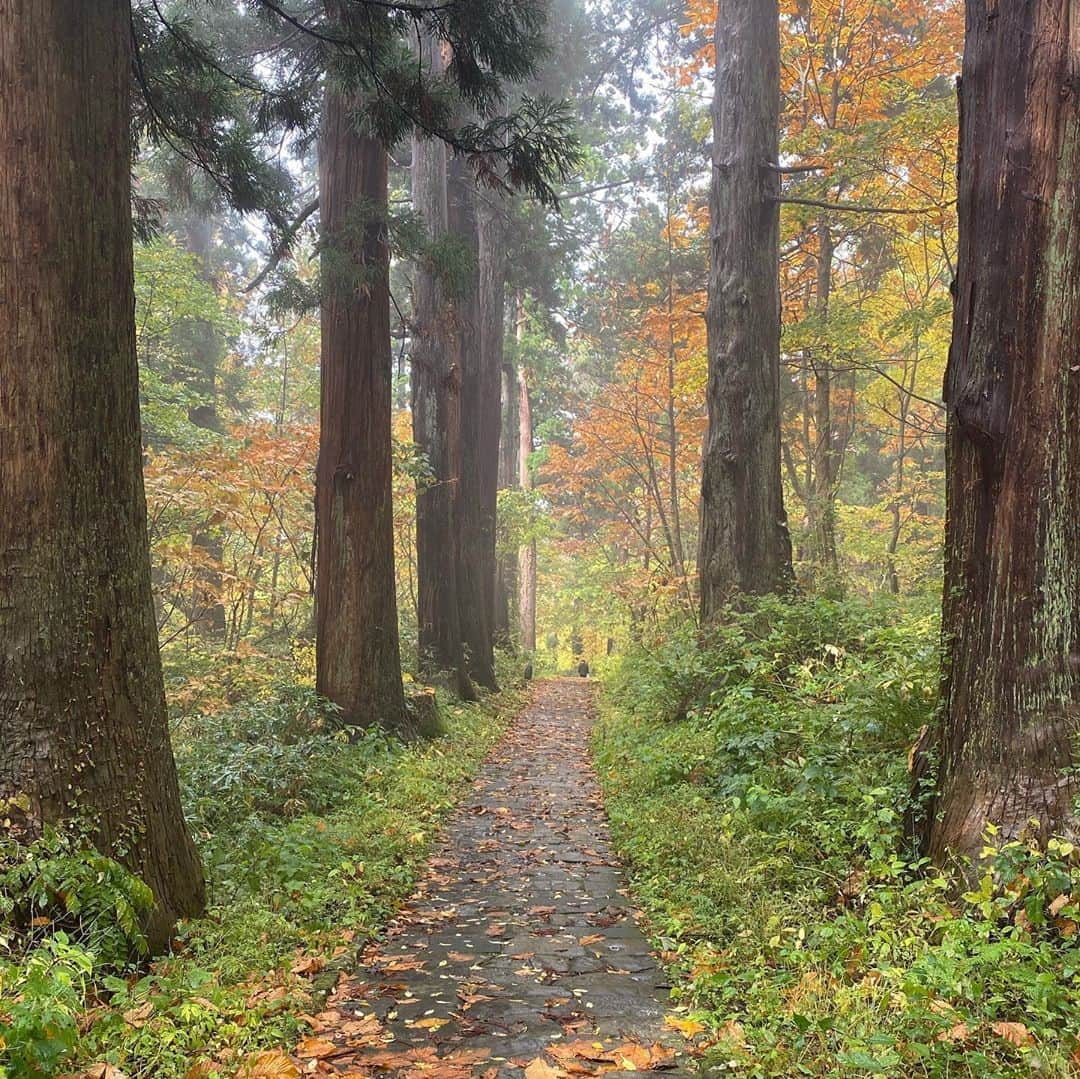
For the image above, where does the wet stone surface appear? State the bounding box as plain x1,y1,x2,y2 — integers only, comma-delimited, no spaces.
303,680,687,1078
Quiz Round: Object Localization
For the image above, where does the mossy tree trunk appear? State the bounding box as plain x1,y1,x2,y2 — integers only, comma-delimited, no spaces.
0,0,205,949
315,82,410,733
921,0,1080,862
698,0,794,619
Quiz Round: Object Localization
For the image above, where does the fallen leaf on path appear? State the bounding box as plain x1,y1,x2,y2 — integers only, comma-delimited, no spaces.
382,957,427,972
578,934,604,947
234,1052,301,1078
412,1016,450,1030
664,1015,705,1039
295,1037,340,1059
525,1059,564,1079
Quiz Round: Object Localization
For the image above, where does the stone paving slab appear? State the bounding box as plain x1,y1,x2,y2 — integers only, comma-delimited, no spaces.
298,679,690,1078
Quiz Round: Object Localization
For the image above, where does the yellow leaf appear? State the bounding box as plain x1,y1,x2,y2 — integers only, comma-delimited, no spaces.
665,1015,705,1039
413,1017,449,1030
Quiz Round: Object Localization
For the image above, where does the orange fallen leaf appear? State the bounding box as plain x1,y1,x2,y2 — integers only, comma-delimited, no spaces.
525,1059,564,1079
296,1037,340,1059
291,955,325,977
234,1052,300,1079
991,1021,1033,1048
578,934,605,948
936,1022,971,1045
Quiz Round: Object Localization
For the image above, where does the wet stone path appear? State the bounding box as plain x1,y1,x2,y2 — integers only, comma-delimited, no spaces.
298,679,686,1078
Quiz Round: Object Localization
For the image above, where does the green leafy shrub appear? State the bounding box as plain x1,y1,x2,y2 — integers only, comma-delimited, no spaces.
595,597,1080,1077
0,935,96,1079
0,830,152,966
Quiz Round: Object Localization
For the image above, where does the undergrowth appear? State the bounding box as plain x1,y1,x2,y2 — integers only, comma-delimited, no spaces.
0,653,520,1078
594,596,1080,1078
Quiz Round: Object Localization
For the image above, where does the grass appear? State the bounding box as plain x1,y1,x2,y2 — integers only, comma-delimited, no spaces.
0,655,521,1079
593,596,1080,1078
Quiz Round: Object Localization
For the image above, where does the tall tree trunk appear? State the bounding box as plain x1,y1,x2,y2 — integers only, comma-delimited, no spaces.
411,111,475,699
0,0,205,949
494,356,519,646
664,189,688,582
810,219,840,576
182,213,228,636
454,162,500,691
478,193,510,654
919,0,1080,863
698,0,794,619
518,359,538,655
315,83,410,732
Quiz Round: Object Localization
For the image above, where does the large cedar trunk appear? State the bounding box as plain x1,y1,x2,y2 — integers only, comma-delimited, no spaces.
453,162,500,691
0,0,205,948
518,367,538,654
494,356,519,647
698,0,794,618
920,0,1080,862
315,84,410,732
411,117,475,700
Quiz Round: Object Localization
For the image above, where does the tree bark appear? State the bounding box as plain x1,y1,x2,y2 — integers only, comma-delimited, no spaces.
518,362,538,655
494,356,519,646
698,0,794,619
810,220,840,576
181,213,228,637
0,0,205,949
454,162,500,691
315,82,411,733
411,108,475,699
920,0,1080,863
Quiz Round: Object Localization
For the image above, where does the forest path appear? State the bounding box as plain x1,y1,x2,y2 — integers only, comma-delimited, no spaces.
295,679,687,1078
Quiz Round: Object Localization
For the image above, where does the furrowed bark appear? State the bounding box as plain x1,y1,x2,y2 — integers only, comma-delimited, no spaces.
315,81,411,733
0,0,205,948
494,355,520,647
454,160,500,691
518,363,538,655
411,82,475,700
698,0,794,618
921,0,1080,863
